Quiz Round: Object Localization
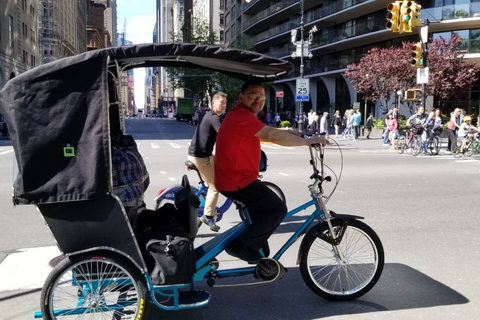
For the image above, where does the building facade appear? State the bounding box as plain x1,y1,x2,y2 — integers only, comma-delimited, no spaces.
38,0,88,64
192,0,224,43
0,0,39,90
225,0,480,118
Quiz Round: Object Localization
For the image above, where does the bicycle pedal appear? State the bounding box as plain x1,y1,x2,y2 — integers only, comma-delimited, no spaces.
254,258,285,281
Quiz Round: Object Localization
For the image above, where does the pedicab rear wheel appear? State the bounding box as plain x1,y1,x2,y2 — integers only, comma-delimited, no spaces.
40,251,148,320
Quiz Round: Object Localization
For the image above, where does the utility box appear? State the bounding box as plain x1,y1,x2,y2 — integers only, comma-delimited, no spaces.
175,98,194,122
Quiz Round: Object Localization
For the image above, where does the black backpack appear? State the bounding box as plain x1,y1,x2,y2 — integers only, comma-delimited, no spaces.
135,175,199,285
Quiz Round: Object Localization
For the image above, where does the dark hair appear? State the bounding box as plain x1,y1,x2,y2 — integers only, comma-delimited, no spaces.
241,82,264,92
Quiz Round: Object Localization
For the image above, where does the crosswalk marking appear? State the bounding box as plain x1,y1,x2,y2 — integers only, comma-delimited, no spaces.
151,143,160,149
169,143,181,149
0,148,13,155
0,246,59,291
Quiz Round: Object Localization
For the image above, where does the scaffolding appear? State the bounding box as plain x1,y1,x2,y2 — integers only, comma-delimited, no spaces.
38,0,78,64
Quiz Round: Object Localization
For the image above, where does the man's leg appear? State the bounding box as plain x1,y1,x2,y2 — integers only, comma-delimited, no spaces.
188,155,220,231
222,180,287,252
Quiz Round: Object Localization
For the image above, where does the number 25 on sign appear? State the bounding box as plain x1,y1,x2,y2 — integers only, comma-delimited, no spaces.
296,78,309,95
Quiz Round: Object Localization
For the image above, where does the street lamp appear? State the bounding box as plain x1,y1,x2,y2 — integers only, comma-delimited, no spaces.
290,0,317,133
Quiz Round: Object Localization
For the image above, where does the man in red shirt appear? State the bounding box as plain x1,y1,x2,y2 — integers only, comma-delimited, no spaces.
215,82,327,263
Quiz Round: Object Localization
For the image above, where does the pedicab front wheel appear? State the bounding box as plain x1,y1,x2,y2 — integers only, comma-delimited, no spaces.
299,219,384,301
40,251,148,320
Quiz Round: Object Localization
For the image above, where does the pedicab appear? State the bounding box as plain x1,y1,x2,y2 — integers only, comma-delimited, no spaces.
0,43,384,320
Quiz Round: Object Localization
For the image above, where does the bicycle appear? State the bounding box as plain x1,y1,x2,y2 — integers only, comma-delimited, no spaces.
425,126,442,155
396,125,423,156
154,159,286,228
453,131,480,158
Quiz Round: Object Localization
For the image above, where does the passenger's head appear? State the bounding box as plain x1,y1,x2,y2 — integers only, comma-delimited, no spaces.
211,91,227,115
239,82,266,114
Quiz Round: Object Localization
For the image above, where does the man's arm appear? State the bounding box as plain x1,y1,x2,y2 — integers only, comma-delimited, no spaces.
255,126,327,146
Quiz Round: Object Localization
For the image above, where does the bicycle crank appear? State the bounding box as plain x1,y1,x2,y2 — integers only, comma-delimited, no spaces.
255,258,286,281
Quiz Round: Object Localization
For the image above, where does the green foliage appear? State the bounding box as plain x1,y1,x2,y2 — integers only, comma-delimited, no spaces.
397,115,409,130
280,121,291,128
372,117,384,129
166,17,219,102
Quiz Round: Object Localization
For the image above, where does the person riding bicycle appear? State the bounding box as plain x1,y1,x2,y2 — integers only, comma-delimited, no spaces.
407,106,428,154
188,92,227,232
458,116,479,153
214,81,327,264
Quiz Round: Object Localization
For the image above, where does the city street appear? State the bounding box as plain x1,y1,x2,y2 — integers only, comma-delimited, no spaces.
0,118,479,319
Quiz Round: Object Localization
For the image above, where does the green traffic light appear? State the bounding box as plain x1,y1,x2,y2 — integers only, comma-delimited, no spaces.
404,15,411,21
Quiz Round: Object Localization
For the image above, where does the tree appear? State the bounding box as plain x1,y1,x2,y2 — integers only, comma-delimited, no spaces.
344,42,416,113
166,17,219,104
216,34,255,106
425,35,480,110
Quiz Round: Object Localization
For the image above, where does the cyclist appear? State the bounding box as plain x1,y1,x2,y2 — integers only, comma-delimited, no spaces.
407,106,428,154
215,82,327,263
458,116,479,153
187,91,227,232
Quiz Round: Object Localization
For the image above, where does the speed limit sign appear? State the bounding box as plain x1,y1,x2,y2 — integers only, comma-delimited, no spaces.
296,78,309,101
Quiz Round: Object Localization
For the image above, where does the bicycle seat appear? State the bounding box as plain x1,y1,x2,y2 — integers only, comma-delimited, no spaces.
185,160,198,171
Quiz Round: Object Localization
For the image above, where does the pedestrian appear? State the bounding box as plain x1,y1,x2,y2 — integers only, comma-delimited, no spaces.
214,81,327,263
386,113,398,150
275,113,281,127
382,110,393,146
320,112,329,137
266,111,272,126
407,106,429,154
365,113,374,139
331,110,342,138
446,108,461,153
187,91,228,232
352,109,361,139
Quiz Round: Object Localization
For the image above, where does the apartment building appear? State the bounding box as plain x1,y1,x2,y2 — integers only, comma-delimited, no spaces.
0,0,38,89
38,0,88,64
225,0,480,117
192,0,225,43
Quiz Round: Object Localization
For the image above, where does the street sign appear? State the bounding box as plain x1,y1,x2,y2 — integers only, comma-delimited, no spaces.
417,67,429,84
420,25,429,44
352,102,360,109
296,95,309,101
275,91,284,98
296,78,309,101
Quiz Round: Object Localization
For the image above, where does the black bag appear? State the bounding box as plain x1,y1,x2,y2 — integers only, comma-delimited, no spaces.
146,221,195,285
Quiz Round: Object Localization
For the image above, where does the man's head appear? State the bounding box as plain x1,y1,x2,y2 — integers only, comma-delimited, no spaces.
211,91,227,115
417,106,425,115
239,82,266,114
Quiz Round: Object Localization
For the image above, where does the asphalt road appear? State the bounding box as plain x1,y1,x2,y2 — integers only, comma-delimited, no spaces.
0,118,479,320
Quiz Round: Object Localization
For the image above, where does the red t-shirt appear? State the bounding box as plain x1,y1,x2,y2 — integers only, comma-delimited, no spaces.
214,103,265,191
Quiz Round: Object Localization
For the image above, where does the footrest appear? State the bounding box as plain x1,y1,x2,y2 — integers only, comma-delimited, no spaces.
153,289,211,310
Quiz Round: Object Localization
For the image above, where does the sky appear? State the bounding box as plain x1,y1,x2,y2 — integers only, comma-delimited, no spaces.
116,0,157,110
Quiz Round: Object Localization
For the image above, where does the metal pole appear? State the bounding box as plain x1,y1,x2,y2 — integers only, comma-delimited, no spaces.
421,20,429,109
297,0,305,133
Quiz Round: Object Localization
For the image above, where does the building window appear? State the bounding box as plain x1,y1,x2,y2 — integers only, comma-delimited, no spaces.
220,30,224,41
225,12,230,25
22,0,27,11
220,0,224,9
31,55,36,67
220,14,224,26
9,15,14,48
231,5,235,18
231,23,235,37
23,50,28,63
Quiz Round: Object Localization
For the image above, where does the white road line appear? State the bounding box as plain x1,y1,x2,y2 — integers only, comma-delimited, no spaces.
160,171,167,174
278,172,289,176
0,246,60,291
0,149,14,155
151,143,160,149
170,143,181,149
261,144,280,149
168,177,177,181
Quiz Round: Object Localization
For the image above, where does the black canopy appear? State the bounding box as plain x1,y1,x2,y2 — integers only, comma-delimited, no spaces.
0,43,293,205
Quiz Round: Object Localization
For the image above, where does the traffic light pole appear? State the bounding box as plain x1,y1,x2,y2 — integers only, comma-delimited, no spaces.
421,19,429,110
297,0,305,133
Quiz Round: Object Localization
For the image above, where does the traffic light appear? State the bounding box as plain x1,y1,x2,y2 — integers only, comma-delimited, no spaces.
411,41,424,68
386,2,402,33
410,1,422,28
405,89,422,101
400,1,413,33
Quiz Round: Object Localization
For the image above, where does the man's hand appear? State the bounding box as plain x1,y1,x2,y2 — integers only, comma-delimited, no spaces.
306,134,329,146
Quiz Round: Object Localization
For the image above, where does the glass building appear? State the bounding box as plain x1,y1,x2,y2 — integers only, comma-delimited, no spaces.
224,0,480,118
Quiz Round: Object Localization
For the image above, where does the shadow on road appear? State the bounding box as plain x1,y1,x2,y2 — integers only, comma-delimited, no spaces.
145,263,468,320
